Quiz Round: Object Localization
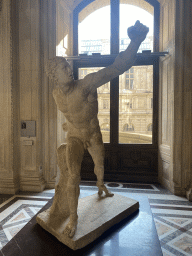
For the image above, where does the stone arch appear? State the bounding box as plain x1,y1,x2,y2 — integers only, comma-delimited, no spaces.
78,0,154,23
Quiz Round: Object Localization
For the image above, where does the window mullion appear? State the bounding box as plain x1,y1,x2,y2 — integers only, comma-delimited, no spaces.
73,10,78,56
110,0,120,145
152,60,159,146
110,0,119,54
110,77,119,145
154,3,160,52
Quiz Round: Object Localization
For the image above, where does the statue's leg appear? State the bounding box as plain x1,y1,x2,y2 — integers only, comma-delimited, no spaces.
64,137,84,238
48,144,70,223
88,135,114,198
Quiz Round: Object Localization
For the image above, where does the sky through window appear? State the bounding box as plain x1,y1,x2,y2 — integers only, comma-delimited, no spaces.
79,4,153,41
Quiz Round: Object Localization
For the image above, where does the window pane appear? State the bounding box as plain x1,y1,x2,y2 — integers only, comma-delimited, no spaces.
78,1,110,55
119,65,153,144
119,3,154,53
78,68,110,143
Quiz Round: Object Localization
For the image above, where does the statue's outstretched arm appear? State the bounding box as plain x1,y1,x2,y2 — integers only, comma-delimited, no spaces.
82,21,149,91
111,20,149,73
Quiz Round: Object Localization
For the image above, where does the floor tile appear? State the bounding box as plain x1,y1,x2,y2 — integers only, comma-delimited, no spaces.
0,182,192,256
167,234,192,255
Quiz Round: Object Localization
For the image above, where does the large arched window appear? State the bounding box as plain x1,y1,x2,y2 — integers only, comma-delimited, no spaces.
73,0,159,55
78,2,154,56
71,0,162,182
72,0,159,144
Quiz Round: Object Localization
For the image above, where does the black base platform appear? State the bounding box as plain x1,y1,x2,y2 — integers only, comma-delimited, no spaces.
1,192,162,256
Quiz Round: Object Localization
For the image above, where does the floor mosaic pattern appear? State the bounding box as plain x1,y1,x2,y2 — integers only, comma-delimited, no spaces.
0,182,192,256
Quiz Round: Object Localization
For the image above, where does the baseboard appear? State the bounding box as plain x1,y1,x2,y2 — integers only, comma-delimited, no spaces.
160,176,174,193
173,185,187,197
0,177,20,194
45,182,56,189
20,175,46,192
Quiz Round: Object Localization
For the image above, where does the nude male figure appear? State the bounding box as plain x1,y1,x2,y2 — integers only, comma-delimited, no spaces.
45,21,149,238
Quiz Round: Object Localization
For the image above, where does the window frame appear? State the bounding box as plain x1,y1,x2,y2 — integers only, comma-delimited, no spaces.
72,0,160,148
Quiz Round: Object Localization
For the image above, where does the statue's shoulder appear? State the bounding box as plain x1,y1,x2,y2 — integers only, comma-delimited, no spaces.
74,79,88,94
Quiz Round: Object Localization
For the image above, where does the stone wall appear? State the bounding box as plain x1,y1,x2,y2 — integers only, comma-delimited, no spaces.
19,0,43,191
56,0,73,57
18,0,57,191
158,0,175,192
0,0,58,193
174,0,192,200
158,0,192,200
0,0,20,193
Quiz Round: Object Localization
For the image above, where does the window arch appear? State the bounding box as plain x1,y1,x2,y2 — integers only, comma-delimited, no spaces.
78,0,154,24
73,0,160,55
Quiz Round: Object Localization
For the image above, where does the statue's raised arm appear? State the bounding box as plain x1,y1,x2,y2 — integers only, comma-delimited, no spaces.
82,20,149,92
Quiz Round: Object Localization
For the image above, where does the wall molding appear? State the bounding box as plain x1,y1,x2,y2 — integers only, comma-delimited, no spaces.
0,0,20,194
20,175,46,192
173,185,186,197
0,177,20,194
45,181,56,189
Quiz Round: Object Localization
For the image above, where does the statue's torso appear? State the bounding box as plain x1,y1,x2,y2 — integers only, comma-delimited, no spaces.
53,80,100,142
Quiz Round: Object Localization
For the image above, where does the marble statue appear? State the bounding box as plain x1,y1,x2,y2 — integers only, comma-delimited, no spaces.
45,21,149,239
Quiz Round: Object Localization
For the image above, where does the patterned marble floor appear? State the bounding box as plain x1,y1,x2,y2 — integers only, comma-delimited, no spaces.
0,182,192,256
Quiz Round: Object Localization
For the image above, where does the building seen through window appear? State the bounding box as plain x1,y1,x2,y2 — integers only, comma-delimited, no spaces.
119,65,153,144
123,124,134,132
125,68,134,90
78,64,153,144
148,124,152,132
103,100,109,109
79,36,153,55
101,123,110,131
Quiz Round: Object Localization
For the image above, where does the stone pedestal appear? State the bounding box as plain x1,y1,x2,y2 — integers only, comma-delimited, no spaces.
36,193,139,250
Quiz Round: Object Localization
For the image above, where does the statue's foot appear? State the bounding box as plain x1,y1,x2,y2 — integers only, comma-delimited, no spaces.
63,218,78,238
98,184,114,198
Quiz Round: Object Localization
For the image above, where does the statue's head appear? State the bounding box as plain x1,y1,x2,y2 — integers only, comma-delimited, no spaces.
45,57,74,84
